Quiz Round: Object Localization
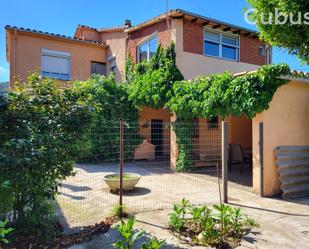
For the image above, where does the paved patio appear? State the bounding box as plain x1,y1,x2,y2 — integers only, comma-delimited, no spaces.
56,162,222,232
68,177,309,249
59,162,309,248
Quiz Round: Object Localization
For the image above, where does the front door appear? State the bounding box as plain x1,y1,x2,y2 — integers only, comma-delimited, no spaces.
151,119,164,157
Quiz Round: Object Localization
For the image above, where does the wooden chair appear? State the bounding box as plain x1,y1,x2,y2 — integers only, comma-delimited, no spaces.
228,144,252,174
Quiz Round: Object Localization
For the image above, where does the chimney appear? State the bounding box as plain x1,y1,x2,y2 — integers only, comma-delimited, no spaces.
124,19,132,28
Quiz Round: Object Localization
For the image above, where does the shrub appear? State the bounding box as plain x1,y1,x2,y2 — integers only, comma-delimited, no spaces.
70,74,142,162
0,73,92,237
168,199,258,248
0,220,13,248
0,181,13,220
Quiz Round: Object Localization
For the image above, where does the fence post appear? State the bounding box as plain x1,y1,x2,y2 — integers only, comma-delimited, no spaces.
222,121,228,203
119,119,124,210
259,122,264,197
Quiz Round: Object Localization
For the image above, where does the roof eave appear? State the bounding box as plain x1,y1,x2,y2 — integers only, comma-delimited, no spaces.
5,26,107,48
278,75,309,83
126,9,258,37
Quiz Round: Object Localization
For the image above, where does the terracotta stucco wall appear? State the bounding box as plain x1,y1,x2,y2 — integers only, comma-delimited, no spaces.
79,29,100,42
100,32,128,82
198,118,221,158
172,19,260,80
227,116,252,149
138,107,171,156
7,31,106,85
252,81,309,196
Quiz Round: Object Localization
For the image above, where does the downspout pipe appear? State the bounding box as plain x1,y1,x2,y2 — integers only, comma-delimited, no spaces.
259,122,264,197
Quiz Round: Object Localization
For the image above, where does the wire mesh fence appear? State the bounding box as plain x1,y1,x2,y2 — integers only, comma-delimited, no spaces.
0,117,223,233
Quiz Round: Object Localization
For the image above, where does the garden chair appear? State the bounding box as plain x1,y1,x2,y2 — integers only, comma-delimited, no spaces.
228,143,252,174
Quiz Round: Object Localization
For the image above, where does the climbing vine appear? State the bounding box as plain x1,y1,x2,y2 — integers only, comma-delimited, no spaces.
167,63,290,119
127,43,290,171
127,43,184,109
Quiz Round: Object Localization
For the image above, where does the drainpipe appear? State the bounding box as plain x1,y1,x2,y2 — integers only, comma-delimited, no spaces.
265,44,272,64
13,30,17,82
259,122,264,197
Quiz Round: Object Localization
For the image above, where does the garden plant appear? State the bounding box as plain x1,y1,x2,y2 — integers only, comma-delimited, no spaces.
113,217,165,249
168,199,258,248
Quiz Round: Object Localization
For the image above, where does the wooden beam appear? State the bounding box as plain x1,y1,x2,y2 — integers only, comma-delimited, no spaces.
203,21,210,25
223,27,231,32
233,30,241,34
172,14,184,19
190,17,198,23
243,32,251,36
212,24,221,29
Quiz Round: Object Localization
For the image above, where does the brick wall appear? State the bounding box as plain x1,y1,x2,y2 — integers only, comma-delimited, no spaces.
183,20,266,66
183,19,204,55
127,20,171,62
240,36,266,65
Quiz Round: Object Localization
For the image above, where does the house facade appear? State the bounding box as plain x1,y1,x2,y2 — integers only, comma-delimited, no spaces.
7,9,305,198
6,9,270,85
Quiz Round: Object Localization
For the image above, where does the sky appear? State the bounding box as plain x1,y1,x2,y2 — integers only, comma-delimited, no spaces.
0,0,308,82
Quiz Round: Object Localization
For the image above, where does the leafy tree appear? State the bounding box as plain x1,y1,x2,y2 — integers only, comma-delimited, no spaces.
247,0,309,63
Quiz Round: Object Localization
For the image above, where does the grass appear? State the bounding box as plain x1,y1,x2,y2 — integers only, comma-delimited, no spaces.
106,174,138,180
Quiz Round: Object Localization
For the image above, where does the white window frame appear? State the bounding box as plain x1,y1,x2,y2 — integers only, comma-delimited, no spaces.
137,33,158,63
41,48,71,80
204,27,240,62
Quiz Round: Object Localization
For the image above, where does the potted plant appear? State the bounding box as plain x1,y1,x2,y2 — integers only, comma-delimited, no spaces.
104,173,141,191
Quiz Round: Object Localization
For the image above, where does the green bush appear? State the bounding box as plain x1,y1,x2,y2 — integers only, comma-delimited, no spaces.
0,73,92,237
0,220,13,248
0,181,13,220
168,199,258,248
70,74,142,162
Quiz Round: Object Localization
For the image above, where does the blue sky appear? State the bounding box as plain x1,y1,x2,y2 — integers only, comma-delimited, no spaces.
0,0,308,82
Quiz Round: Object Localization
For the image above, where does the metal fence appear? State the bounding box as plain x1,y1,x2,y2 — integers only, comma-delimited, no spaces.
56,120,224,232
1,118,225,233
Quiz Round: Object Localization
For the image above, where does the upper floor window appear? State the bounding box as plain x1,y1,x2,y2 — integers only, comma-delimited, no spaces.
204,29,239,61
41,49,70,80
258,45,266,56
137,35,158,62
91,61,106,76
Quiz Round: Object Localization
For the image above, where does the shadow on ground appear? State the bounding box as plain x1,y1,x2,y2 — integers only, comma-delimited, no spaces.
68,227,184,249
76,161,173,176
106,187,152,196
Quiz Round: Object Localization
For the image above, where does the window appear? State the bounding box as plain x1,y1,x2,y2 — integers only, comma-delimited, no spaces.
258,45,266,56
204,29,239,61
91,62,106,76
41,49,70,80
108,56,117,74
138,35,158,62
208,116,219,129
